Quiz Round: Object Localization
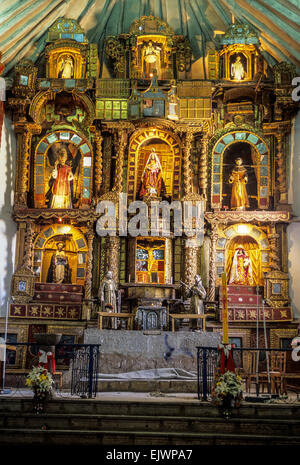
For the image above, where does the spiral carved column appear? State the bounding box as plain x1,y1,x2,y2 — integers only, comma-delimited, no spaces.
108,236,120,284
182,131,194,196
199,137,209,198
208,223,218,302
112,129,128,194
90,127,103,201
84,227,94,301
23,221,34,270
275,133,288,204
15,123,41,207
184,239,198,288
268,223,281,271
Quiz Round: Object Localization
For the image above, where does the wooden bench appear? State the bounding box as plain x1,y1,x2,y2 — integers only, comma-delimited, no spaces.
169,314,208,332
6,368,63,390
97,312,134,331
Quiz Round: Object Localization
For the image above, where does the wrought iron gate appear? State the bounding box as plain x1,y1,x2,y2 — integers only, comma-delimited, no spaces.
70,344,100,398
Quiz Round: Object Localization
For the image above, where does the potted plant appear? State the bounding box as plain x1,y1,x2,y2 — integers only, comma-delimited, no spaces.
212,371,243,418
26,366,54,413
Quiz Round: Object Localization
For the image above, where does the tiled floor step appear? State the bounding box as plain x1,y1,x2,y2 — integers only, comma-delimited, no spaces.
0,428,299,446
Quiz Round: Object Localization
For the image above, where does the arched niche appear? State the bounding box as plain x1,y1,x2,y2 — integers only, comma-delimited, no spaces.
33,224,88,285
215,224,270,286
211,131,270,210
33,129,93,209
127,128,181,202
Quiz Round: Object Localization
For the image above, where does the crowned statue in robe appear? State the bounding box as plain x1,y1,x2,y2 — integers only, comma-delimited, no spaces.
229,157,250,210
138,148,164,198
46,241,71,284
46,143,80,209
142,41,161,77
229,246,254,286
231,55,245,81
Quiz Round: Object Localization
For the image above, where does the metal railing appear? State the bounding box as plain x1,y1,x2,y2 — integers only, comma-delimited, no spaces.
196,346,296,401
1,342,101,398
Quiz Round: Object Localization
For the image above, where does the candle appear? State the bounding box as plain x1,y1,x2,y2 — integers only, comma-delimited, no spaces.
222,273,229,344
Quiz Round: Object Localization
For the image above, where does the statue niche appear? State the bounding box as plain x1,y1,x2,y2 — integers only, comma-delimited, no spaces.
222,142,257,210
142,40,162,78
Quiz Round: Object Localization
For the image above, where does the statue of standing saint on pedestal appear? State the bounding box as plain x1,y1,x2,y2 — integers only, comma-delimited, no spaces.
231,55,245,81
58,55,74,79
229,157,250,211
142,41,161,78
182,275,207,331
46,241,71,284
98,271,118,329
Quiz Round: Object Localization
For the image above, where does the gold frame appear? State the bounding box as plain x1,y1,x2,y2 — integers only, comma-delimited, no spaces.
264,270,289,307
11,267,35,303
33,223,88,286
127,127,181,202
220,44,257,81
47,47,86,79
0,323,28,368
270,328,297,349
210,130,270,210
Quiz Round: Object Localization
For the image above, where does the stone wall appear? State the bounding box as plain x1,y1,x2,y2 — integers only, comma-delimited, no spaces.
85,328,221,374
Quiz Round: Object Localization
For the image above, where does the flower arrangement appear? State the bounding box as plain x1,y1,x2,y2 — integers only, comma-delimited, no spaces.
212,371,243,416
26,366,54,400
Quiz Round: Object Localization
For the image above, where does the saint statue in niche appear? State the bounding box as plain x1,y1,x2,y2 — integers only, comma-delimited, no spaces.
57,55,74,79
229,157,249,210
46,143,81,209
231,55,245,81
142,41,161,77
138,148,164,198
46,241,71,284
229,246,254,286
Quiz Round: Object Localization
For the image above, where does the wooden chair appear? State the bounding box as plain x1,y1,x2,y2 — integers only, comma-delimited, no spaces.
260,351,287,395
243,350,259,393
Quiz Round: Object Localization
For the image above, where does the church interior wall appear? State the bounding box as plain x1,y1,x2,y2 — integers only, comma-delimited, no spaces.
287,111,300,319
0,116,17,317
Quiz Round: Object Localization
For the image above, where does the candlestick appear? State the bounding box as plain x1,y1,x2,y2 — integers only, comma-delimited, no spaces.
222,273,229,345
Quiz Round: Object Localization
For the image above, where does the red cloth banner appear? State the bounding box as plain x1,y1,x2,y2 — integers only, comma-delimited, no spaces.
218,343,236,374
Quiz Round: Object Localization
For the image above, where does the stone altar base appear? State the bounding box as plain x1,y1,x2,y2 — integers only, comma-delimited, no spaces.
84,329,221,377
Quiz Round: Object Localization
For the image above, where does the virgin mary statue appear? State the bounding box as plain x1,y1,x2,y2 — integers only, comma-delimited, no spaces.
138,148,165,198
229,245,254,286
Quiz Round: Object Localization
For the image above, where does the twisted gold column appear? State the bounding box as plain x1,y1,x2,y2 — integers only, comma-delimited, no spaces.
208,224,218,302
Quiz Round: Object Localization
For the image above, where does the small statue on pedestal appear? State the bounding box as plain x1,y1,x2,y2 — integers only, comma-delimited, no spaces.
181,275,207,331
98,271,118,329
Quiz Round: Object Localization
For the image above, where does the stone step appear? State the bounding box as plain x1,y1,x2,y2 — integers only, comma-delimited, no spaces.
97,380,198,393
1,412,300,436
0,428,299,446
1,398,300,420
